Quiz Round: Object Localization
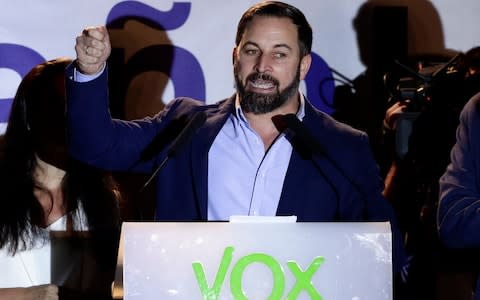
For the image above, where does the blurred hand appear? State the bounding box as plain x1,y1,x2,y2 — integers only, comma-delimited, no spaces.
0,284,58,300
384,101,408,130
26,284,58,300
75,25,111,75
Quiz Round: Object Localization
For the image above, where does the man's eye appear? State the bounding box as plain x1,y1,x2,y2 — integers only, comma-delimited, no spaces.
245,49,258,55
273,53,286,59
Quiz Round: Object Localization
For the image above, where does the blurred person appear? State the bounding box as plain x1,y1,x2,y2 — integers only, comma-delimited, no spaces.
333,0,457,181
0,58,121,300
437,91,480,299
383,47,480,299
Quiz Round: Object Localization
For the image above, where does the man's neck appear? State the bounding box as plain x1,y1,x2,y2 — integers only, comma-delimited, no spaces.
243,93,300,150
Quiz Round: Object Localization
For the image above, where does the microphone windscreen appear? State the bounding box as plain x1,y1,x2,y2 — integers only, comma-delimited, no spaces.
281,113,325,156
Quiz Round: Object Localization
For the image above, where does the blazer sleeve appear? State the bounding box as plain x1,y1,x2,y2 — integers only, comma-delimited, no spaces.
66,63,174,173
437,93,480,247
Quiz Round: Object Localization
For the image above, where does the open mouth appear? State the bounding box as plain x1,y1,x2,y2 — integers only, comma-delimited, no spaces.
249,78,276,90
246,73,279,92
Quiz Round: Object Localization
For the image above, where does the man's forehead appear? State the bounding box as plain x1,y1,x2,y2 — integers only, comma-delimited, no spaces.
244,15,296,30
240,16,298,43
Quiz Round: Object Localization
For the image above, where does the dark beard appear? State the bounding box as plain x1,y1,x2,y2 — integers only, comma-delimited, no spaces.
235,68,300,114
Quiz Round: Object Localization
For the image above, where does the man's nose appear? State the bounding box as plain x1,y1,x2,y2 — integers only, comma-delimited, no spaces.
254,53,273,73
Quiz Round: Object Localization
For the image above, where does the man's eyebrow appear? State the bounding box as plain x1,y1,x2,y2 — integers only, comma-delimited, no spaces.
242,41,260,48
273,43,292,51
242,41,292,51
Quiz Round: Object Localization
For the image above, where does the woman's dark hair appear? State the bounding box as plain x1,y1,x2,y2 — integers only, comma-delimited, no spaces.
0,58,121,264
235,1,313,57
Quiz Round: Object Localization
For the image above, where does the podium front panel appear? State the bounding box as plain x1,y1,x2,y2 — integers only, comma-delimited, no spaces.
118,222,392,300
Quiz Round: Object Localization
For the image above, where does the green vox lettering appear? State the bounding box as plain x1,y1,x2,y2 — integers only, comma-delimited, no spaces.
192,246,324,300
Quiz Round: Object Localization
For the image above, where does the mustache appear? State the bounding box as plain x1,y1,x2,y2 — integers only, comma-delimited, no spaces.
246,72,280,86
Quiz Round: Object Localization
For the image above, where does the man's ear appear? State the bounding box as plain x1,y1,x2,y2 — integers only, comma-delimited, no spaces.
299,54,312,80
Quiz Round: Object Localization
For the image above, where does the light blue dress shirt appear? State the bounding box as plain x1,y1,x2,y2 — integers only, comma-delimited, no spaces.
207,94,305,220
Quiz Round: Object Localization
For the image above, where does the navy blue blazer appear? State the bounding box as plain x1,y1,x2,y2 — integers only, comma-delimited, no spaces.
66,64,404,270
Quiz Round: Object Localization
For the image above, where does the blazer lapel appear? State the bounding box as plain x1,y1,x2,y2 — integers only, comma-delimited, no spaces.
277,150,308,217
277,98,327,218
191,97,235,219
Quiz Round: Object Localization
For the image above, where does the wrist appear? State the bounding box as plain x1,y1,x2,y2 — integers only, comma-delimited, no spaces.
75,61,105,76
73,62,105,82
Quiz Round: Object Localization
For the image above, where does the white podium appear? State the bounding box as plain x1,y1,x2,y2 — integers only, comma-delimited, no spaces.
113,221,392,300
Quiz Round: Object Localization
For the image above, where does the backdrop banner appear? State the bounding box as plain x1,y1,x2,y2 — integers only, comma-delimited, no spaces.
1,0,479,132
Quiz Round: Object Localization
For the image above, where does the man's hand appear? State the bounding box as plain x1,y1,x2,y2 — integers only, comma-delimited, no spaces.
0,284,58,300
75,25,111,75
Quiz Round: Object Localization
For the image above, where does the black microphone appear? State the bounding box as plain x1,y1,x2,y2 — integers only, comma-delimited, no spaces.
141,111,207,190
280,114,326,156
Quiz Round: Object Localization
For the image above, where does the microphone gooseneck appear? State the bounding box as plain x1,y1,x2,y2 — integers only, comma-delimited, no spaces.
141,111,207,191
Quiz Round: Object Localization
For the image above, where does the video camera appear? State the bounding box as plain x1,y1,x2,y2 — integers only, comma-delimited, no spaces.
384,54,466,159
386,54,465,112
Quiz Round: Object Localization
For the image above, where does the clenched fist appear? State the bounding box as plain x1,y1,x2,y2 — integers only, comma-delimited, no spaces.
75,25,111,75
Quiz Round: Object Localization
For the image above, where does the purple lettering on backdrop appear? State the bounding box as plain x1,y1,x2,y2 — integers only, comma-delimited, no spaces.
0,44,45,122
106,1,205,107
125,45,205,101
305,52,335,115
107,1,190,30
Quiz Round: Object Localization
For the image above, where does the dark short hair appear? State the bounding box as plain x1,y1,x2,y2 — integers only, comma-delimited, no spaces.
235,1,312,57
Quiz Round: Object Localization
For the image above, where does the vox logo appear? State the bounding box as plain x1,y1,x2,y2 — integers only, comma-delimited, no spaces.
192,246,325,300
